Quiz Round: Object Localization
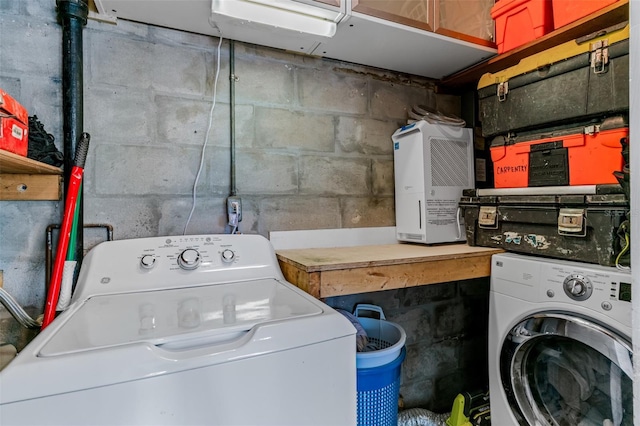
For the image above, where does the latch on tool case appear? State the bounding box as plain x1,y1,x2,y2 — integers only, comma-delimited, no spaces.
590,40,609,74
497,82,509,102
558,208,586,236
478,206,498,229
583,124,601,135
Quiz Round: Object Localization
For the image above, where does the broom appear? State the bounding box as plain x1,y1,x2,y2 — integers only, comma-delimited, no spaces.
42,132,90,330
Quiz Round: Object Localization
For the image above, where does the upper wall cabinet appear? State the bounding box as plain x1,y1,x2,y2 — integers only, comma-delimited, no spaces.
433,0,495,46
94,0,497,79
351,0,495,47
314,0,496,78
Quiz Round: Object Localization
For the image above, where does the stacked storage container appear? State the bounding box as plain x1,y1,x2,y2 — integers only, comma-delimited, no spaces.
460,19,630,268
490,0,621,53
491,0,554,53
0,90,29,157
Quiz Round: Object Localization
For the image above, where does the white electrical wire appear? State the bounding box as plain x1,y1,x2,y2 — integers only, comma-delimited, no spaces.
183,36,224,235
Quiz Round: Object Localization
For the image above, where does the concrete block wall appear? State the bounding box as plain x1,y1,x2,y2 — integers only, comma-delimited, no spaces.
325,278,490,412
1,0,461,311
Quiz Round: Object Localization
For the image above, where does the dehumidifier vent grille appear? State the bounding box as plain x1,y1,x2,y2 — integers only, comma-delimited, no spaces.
430,138,470,187
399,233,424,241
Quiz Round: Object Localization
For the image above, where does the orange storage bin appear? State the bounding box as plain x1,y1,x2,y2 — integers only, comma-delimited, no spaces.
491,0,553,53
552,0,618,29
490,119,627,188
0,90,29,157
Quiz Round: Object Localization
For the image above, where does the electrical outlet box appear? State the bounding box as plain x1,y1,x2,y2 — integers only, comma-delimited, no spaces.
227,196,242,224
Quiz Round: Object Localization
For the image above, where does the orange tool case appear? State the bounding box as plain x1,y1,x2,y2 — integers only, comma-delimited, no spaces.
490,117,627,188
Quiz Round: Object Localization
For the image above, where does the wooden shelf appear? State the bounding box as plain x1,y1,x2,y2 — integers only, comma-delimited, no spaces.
276,243,504,298
439,0,629,89
0,150,62,201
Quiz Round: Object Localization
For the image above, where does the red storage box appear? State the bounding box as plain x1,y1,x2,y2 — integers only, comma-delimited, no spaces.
552,0,618,29
490,118,627,188
491,0,553,53
0,90,29,157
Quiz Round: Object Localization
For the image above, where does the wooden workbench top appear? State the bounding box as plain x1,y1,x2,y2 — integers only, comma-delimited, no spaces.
276,243,503,298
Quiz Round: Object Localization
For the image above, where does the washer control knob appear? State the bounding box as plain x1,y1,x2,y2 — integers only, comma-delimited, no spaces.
178,249,201,270
140,254,156,269
563,274,592,301
221,249,236,263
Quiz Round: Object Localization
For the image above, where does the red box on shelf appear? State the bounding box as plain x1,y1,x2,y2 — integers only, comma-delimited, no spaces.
490,118,627,188
552,0,618,29
0,90,29,157
491,0,554,53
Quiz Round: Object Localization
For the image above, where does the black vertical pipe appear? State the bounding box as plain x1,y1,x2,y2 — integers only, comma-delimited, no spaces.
57,0,87,266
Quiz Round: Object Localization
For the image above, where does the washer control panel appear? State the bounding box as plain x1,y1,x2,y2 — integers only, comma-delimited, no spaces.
72,234,282,300
562,274,593,301
136,236,240,272
491,253,632,329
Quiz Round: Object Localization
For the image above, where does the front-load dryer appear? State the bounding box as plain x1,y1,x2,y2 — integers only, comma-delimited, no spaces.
489,253,632,426
0,234,357,425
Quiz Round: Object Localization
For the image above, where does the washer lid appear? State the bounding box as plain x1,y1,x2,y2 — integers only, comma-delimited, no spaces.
40,278,323,356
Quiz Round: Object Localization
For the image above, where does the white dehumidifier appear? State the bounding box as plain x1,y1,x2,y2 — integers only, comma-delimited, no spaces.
393,120,474,244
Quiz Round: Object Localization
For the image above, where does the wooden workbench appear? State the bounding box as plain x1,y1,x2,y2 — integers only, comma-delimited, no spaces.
276,243,504,298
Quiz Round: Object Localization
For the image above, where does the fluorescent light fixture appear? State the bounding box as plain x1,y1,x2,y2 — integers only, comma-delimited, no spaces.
211,0,338,38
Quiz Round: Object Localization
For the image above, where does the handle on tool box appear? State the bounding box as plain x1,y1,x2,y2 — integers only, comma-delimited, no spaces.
353,304,386,320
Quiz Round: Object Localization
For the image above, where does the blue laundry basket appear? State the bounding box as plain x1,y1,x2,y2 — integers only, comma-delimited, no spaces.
354,304,407,426
356,347,406,426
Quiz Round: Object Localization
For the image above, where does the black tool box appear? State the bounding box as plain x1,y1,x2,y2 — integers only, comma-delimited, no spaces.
478,23,629,138
459,186,629,266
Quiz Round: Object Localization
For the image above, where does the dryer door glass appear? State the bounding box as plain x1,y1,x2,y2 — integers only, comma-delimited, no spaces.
500,313,633,426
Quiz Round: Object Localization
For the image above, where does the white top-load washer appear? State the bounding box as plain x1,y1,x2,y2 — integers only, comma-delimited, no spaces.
489,253,632,426
0,234,357,425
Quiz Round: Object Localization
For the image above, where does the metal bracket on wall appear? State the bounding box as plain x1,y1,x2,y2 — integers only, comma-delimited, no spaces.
45,223,114,288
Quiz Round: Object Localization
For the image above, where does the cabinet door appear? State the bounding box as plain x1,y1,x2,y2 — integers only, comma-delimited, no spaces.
434,0,495,47
352,0,434,32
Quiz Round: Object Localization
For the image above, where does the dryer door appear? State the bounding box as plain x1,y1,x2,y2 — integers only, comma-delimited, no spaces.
500,312,633,426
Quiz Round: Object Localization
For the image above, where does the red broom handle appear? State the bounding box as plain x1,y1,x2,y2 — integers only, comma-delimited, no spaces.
42,133,90,330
